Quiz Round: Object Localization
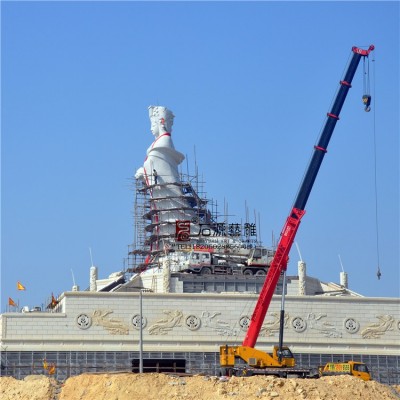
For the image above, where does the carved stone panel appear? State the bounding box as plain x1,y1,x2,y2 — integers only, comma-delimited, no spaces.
185,315,201,331
239,316,250,332
361,315,394,339
131,314,147,330
148,310,183,335
306,313,342,338
292,317,307,333
76,313,91,330
260,312,289,337
344,317,360,334
201,311,238,336
92,310,129,335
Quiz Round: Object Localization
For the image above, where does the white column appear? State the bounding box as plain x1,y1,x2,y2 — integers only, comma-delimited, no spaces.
340,271,348,289
90,266,98,292
298,261,307,296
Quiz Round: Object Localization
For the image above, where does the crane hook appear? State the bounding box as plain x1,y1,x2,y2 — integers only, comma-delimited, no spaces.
362,95,371,112
376,266,381,280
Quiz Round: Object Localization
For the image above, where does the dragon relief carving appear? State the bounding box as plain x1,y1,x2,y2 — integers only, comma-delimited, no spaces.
148,310,183,335
306,313,342,338
92,310,129,335
201,311,238,336
260,312,289,337
361,315,394,339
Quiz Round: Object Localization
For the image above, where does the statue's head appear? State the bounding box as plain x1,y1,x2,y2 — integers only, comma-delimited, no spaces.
148,106,175,137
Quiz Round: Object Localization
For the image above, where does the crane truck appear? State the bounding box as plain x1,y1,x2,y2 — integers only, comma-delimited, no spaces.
180,246,275,275
220,45,375,379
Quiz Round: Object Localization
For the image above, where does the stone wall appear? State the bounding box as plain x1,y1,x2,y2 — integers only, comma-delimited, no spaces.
1,292,399,356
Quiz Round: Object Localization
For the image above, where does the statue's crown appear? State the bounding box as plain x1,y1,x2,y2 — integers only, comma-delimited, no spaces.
148,105,175,121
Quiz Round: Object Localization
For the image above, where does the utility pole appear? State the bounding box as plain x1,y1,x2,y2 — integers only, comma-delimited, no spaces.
139,289,143,373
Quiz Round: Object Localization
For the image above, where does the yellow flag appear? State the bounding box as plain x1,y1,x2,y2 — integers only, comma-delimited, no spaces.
17,281,26,291
48,364,56,375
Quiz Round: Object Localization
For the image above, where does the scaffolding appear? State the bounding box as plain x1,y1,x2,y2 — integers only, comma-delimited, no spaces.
127,171,216,275
125,159,270,280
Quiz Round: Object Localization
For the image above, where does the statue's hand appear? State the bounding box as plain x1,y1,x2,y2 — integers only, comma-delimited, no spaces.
135,167,145,181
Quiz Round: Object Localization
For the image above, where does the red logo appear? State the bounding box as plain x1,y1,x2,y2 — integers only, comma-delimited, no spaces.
176,220,191,242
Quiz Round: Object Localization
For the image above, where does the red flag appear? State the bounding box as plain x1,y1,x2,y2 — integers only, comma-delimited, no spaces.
47,293,59,309
8,297,17,307
51,294,59,307
17,281,26,291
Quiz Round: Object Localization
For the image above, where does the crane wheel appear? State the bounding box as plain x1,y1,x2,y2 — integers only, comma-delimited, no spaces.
201,267,212,275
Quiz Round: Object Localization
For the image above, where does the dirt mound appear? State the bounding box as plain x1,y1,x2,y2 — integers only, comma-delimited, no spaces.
2,373,400,400
0,375,57,400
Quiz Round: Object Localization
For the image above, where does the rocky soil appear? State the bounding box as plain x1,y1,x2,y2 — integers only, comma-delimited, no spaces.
1,373,400,400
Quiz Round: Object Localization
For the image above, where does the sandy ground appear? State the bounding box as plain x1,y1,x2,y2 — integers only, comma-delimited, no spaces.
1,373,400,400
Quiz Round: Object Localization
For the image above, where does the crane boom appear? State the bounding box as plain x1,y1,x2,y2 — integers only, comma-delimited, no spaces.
242,45,374,348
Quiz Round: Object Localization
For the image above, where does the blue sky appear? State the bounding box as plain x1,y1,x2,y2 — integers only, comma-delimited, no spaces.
1,1,399,310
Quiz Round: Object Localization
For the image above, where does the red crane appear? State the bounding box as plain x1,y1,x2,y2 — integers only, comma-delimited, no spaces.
243,45,375,349
220,45,375,377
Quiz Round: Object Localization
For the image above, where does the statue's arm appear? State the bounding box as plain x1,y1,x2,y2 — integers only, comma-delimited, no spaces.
135,167,145,181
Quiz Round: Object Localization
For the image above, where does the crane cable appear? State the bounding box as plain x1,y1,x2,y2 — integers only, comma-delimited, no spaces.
364,50,381,280
363,54,372,112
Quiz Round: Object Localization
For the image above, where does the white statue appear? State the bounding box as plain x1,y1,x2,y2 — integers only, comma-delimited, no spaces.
135,106,196,252
135,106,248,269
135,106,184,185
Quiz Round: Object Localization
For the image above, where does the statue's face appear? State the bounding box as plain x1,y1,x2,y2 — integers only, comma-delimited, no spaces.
150,115,160,137
149,106,174,137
